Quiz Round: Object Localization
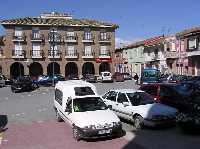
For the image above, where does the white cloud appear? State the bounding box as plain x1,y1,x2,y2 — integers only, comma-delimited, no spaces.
115,37,143,48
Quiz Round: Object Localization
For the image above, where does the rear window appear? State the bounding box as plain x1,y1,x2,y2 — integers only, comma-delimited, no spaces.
103,73,111,77
74,87,95,96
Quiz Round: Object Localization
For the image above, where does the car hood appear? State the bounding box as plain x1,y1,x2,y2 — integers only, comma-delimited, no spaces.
133,103,178,119
70,109,120,128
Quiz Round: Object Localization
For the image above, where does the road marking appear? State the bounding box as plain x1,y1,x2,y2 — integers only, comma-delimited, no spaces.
0,132,8,145
4,97,9,100
28,94,31,97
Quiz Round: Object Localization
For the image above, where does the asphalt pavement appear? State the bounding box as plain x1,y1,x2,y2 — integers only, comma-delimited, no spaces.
0,80,200,149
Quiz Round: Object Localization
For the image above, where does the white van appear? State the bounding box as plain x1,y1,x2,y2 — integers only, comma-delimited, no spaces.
100,71,113,83
54,80,122,141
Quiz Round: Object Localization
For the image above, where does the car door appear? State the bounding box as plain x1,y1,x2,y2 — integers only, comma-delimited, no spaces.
103,91,118,113
116,92,132,120
141,85,159,101
159,85,182,108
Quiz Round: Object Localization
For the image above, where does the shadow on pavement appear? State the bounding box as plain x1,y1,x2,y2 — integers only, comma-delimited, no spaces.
0,115,8,132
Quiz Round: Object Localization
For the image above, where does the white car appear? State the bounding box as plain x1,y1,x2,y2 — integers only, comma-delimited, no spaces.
101,89,178,129
54,80,122,141
100,71,113,83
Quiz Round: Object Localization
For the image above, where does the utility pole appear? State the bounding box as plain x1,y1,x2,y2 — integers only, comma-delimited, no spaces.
52,28,55,86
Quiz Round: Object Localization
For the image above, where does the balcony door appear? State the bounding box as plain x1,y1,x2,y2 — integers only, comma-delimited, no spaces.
67,46,75,56
14,27,22,37
67,32,75,40
32,27,40,39
32,43,41,57
14,43,23,56
50,44,59,56
100,46,107,55
84,46,92,56
84,32,92,40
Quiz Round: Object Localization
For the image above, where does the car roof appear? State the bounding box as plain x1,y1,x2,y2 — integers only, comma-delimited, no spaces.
141,83,177,86
109,89,144,93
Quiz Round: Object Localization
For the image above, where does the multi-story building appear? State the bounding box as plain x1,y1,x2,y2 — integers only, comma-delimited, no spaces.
164,35,187,75
176,27,200,76
143,36,167,73
127,41,144,77
114,47,130,74
0,36,5,74
0,12,118,78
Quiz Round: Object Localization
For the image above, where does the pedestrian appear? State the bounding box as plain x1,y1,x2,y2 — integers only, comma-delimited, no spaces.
134,73,139,84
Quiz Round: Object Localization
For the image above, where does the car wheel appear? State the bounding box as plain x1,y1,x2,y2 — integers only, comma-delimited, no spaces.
56,110,62,122
73,126,81,141
134,115,143,130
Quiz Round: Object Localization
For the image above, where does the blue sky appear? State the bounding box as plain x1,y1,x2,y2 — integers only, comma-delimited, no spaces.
0,0,200,47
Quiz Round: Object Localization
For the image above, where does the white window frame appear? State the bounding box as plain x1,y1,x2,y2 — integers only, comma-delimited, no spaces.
14,27,23,37
67,46,75,55
100,46,107,55
32,43,41,56
14,43,23,56
84,46,92,55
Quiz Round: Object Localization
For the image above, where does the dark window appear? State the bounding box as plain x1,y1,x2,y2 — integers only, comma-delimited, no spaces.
55,89,63,105
106,91,117,101
74,87,95,96
117,93,128,103
142,86,158,96
66,100,72,113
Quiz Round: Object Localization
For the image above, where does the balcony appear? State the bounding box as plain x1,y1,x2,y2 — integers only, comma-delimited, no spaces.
82,34,94,43
164,51,178,59
98,34,111,43
12,50,26,58
98,50,111,58
64,35,78,43
48,50,61,58
30,33,45,42
12,33,26,42
31,50,44,58
82,50,95,59
48,33,62,43
65,50,78,59
187,48,200,57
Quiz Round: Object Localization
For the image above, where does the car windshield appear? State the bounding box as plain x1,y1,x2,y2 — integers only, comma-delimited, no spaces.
171,84,193,96
127,92,154,106
73,97,108,112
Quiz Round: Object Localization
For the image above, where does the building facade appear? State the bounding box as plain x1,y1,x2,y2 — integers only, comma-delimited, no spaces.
177,27,200,76
114,48,130,74
143,36,167,73
127,41,144,77
0,12,118,78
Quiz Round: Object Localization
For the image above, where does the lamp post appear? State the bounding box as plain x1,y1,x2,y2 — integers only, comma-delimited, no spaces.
49,28,56,86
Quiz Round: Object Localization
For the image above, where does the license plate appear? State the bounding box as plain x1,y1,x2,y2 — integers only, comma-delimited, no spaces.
98,129,112,134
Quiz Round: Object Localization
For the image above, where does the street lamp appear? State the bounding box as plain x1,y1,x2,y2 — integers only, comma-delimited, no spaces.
49,28,56,86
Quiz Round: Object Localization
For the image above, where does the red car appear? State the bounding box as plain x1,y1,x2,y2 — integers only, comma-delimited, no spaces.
139,83,191,111
112,72,125,82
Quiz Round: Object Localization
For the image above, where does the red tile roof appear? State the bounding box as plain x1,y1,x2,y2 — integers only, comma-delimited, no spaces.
144,36,165,46
176,26,200,37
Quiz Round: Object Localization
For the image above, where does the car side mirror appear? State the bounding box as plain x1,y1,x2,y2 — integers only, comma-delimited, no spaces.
122,102,129,107
107,105,112,110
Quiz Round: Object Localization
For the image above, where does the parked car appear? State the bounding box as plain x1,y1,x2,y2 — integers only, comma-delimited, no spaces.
82,74,96,83
33,75,52,86
112,72,124,82
176,88,200,132
139,83,194,112
0,75,6,87
0,75,12,85
66,74,79,80
122,73,132,80
100,71,113,83
11,75,37,93
101,89,178,129
54,80,122,141
49,74,65,84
